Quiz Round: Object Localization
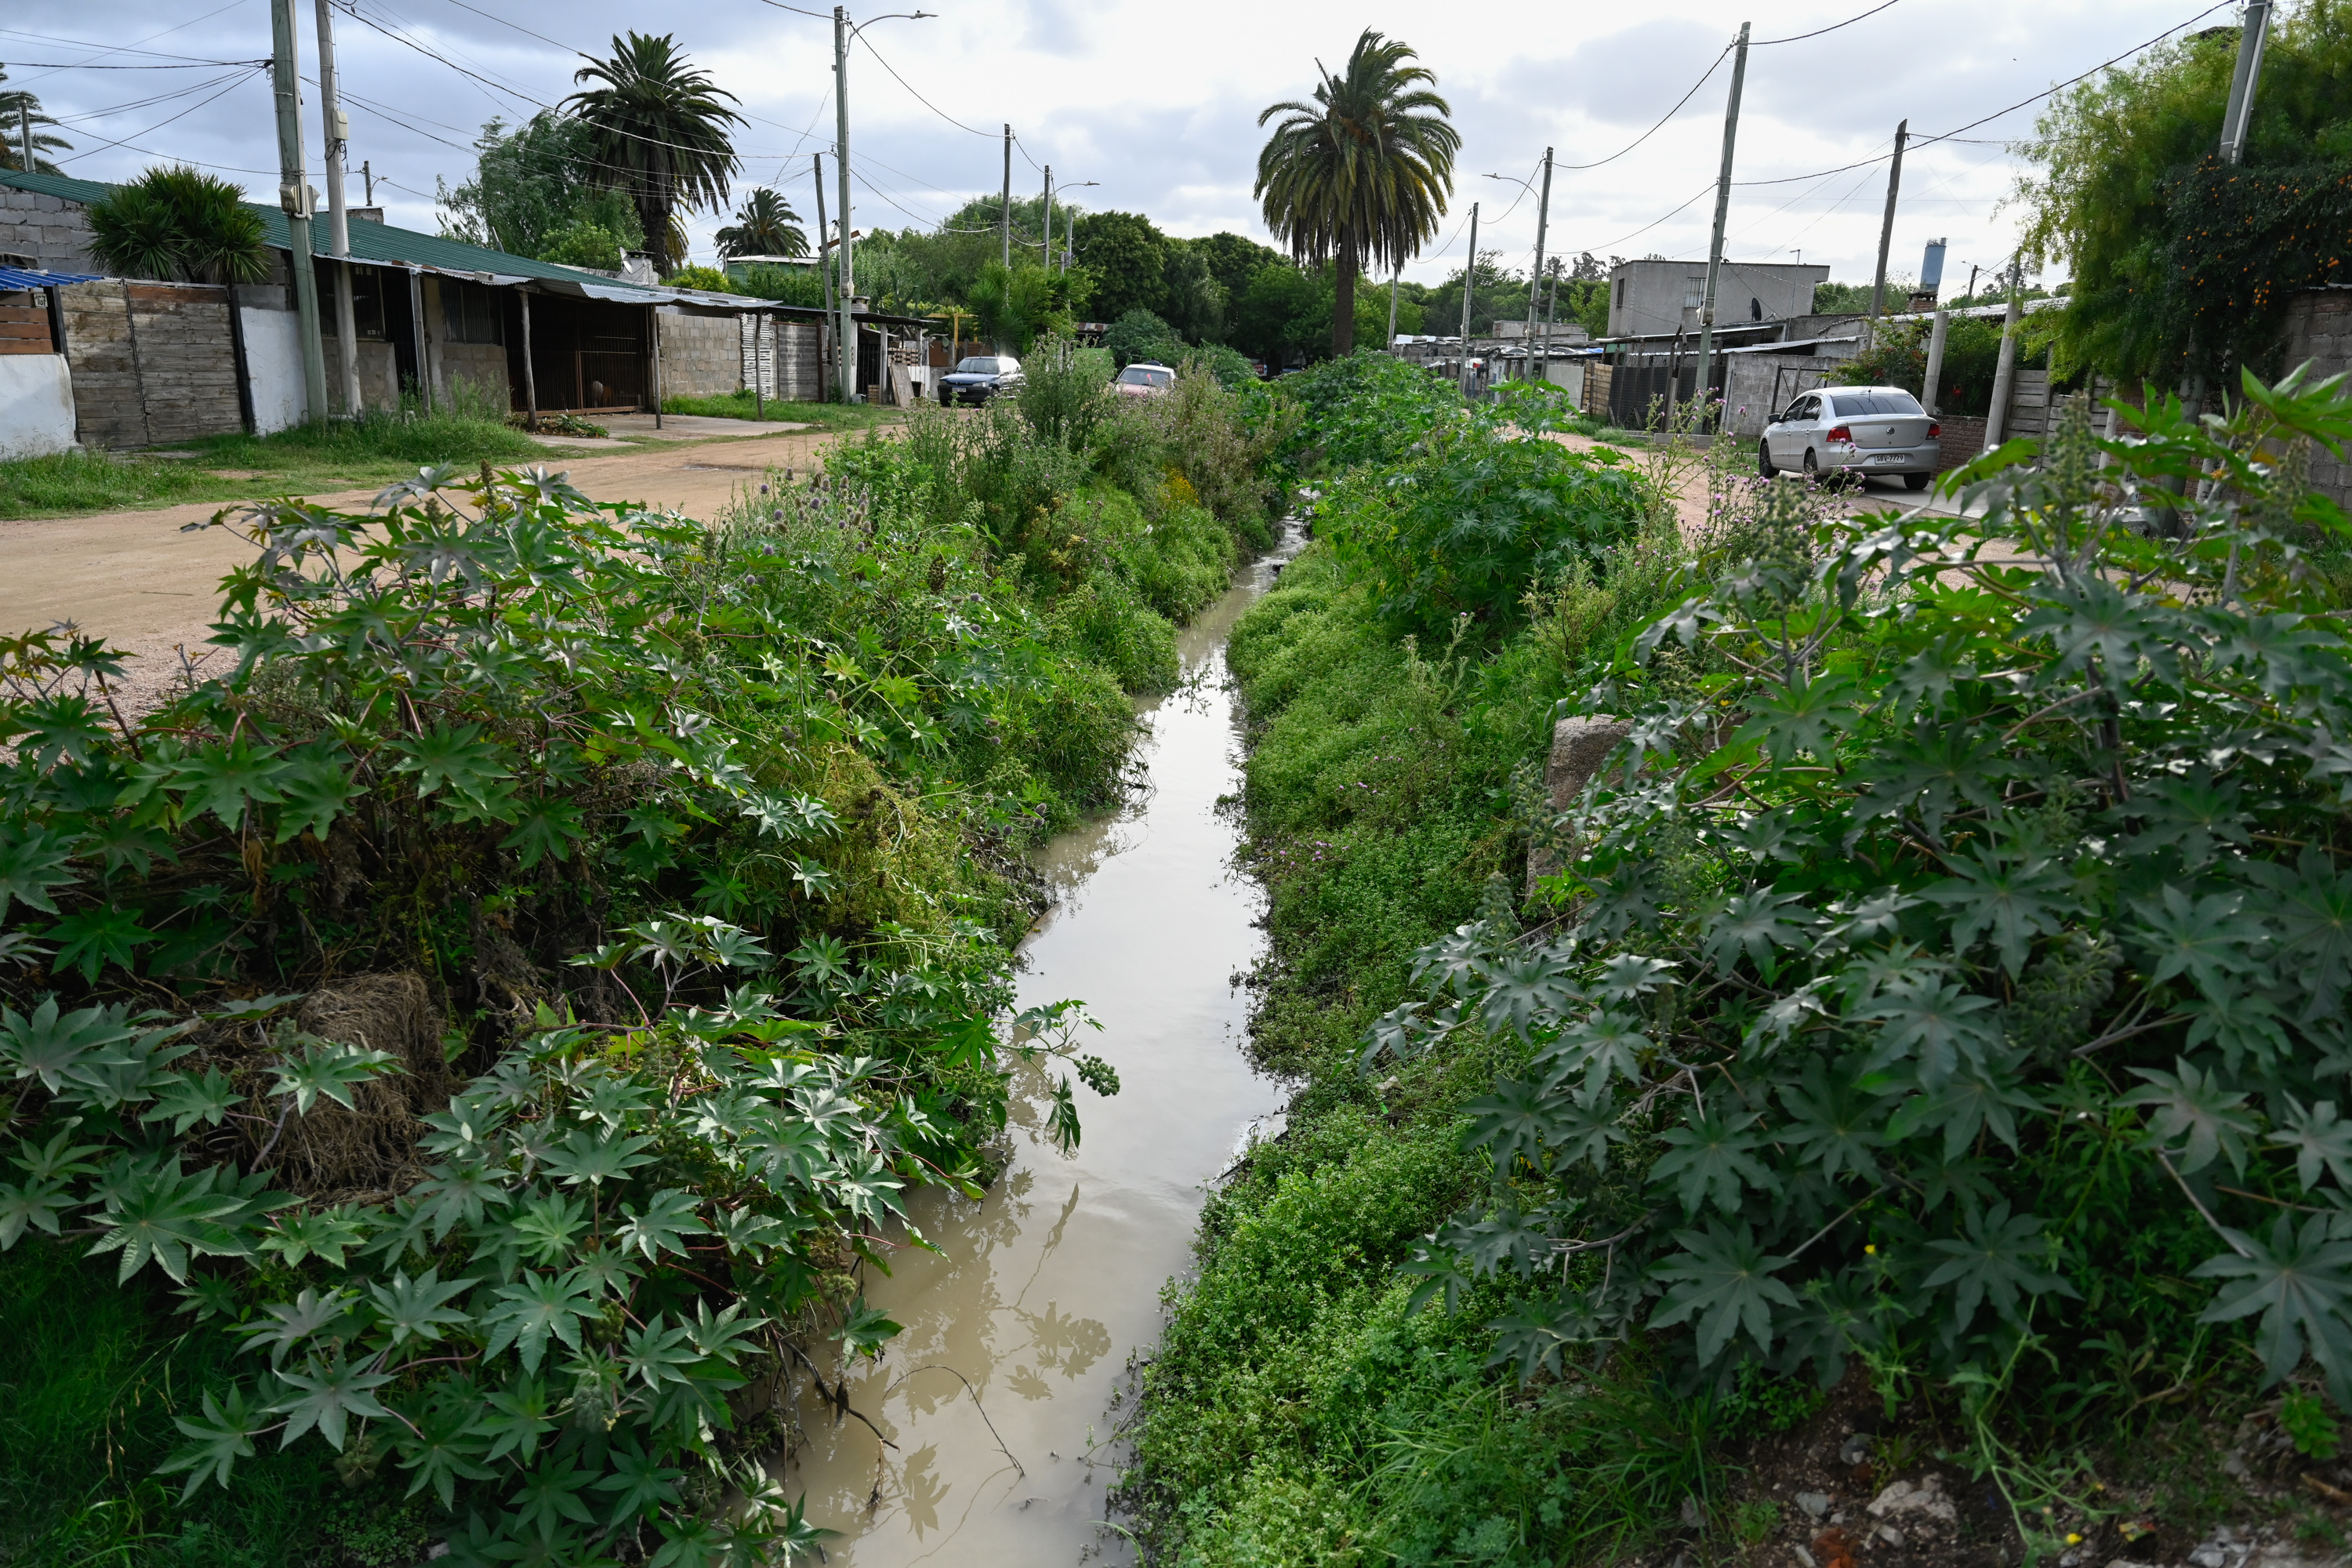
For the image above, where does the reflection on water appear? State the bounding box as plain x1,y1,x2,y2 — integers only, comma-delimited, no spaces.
778,532,1301,1564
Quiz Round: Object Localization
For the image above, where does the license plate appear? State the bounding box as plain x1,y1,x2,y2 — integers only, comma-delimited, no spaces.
1869,453,1904,464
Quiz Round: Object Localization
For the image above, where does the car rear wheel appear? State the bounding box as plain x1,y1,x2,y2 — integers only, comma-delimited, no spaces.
1904,470,1932,492
1802,449,1819,480
1757,439,1775,478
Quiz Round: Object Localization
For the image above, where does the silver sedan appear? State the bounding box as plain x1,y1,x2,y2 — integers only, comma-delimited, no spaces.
1759,385,1940,490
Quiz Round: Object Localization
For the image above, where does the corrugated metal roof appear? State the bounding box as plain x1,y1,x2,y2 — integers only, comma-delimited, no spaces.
0,165,652,292
0,264,99,289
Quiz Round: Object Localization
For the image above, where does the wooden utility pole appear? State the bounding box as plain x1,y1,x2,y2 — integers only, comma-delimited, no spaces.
1043,165,1053,278
1001,125,1012,269
1868,120,1909,324
1457,201,1479,399
1530,147,1554,386
811,151,836,375
268,0,328,423
1694,21,1751,430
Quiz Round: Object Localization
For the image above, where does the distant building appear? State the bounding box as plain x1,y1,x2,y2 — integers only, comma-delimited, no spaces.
1604,259,1830,338
1489,319,1590,345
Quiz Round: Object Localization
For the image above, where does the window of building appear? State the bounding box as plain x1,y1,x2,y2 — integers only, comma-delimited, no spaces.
1684,276,1706,308
1613,277,1624,308
314,260,387,339
441,279,504,345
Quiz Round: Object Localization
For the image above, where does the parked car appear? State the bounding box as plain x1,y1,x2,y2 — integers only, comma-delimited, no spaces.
938,354,1022,405
1760,385,1940,489
1113,361,1175,399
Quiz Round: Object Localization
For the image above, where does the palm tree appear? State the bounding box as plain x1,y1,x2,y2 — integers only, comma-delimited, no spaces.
1255,30,1459,358
564,34,743,274
0,68,72,175
715,188,808,259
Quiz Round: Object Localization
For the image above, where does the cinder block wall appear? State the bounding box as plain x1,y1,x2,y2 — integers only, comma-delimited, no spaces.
0,186,99,274
59,280,243,447
742,317,824,402
656,310,742,400
2284,290,2352,511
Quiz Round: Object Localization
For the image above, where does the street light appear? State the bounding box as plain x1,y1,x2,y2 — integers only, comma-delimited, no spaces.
1042,171,1098,275
831,6,933,401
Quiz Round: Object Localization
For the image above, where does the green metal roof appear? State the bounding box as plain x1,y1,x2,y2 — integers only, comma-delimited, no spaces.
0,166,653,292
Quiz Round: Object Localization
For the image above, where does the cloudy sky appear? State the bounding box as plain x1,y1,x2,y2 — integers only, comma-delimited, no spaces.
5,0,2239,290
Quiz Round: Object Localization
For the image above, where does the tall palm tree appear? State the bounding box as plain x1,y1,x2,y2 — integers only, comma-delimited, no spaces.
1255,30,1458,358
715,187,808,259
564,34,743,274
0,68,72,174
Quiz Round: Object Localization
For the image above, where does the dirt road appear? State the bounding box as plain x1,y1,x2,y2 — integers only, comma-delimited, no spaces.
0,423,858,706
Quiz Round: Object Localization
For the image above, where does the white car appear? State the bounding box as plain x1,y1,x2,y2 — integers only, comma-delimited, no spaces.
1760,385,1940,490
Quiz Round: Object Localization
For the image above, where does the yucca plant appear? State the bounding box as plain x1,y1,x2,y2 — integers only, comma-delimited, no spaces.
86,165,268,285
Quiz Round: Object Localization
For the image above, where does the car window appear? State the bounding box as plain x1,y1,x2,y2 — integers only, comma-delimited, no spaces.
1787,396,1817,422
1118,366,1174,387
1828,391,1924,416
955,357,1000,374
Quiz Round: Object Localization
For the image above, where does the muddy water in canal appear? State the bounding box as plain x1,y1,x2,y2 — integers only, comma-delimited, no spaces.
782,530,1302,1564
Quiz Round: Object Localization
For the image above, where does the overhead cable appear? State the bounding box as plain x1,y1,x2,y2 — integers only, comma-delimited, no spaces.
1556,47,1731,172
1751,0,1903,47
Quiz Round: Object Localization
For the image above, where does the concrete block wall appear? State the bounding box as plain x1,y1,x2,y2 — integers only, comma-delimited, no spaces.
1721,354,1834,439
0,355,76,457
656,309,742,400
0,186,99,274
2284,289,2352,512
59,280,243,447
742,317,824,402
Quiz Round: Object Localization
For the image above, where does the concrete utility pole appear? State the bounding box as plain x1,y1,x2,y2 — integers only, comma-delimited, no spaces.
1530,147,1554,386
1042,164,1053,279
314,0,362,416
1001,124,1012,269
1386,266,1401,350
1922,305,1950,415
1694,20,1751,432
2219,0,2274,165
812,153,837,390
1457,201,1479,399
268,0,328,423
1984,259,2024,450
1868,119,1909,324
16,100,31,175
832,5,856,401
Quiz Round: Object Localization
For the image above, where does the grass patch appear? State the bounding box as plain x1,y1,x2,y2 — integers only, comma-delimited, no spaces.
659,390,904,430
0,401,540,521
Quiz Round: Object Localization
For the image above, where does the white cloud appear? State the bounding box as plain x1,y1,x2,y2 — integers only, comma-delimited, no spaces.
14,0,2203,289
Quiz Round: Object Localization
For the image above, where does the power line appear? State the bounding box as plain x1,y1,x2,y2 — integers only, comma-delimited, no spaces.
1557,46,1730,172
0,2,253,88
1752,0,1903,47
0,58,267,69
1733,0,2235,186
54,70,259,167
855,29,991,137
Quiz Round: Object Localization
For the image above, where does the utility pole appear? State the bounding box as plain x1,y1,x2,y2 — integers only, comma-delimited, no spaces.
361,159,373,206
812,153,837,394
1984,258,2024,450
1868,119,1909,325
1693,20,1751,434
1042,164,1053,278
832,5,857,402
268,0,328,423
1922,305,1949,414
1541,262,1563,395
16,99,31,175
2219,0,2274,165
1530,147,1554,387
1457,201,1478,399
1386,266,1401,350
1001,124,1012,270
314,0,362,416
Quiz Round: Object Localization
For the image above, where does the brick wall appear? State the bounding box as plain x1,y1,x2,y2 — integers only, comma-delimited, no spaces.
2284,289,2352,513
656,309,742,400
59,279,244,447
1936,414,1987,472
0,186,99,274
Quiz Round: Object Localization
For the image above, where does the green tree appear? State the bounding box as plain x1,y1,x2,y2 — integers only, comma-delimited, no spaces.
435,112,646,263
564,33,744,275
0,69,70,175
968,260,1060,354
2014,0,2352,382
1105,307,1182,366
1073,210,1168,322
1255,28,1460,357
1192,232,1288,307
1419,249,1527,338
1231,262,1324,365
715,187,807,259
85,166,268,285
1160,240,1229,343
